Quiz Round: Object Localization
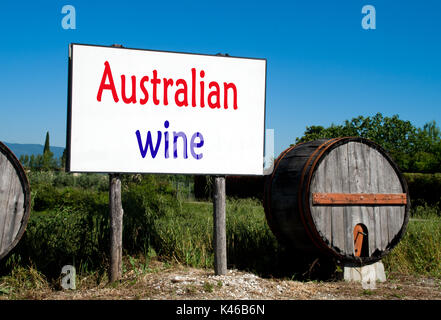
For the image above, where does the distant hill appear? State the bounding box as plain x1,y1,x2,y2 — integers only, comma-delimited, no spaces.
2,142,65,160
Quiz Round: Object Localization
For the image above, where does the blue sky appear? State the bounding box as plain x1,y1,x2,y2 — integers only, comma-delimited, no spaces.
0,0,440,157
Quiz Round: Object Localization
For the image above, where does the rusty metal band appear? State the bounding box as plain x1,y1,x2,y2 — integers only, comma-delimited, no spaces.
312,193,407,205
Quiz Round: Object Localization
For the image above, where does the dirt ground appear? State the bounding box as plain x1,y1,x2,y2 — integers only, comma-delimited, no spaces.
26,261,441,300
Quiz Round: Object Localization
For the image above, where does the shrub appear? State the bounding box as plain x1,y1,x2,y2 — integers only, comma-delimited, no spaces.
12,205,109,276
29,171,108,192
404,173,441,210
2,174,181,278
32,185,108,213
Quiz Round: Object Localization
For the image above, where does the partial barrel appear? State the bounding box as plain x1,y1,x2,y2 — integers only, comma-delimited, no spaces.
264,137,410,264
0,141,31,260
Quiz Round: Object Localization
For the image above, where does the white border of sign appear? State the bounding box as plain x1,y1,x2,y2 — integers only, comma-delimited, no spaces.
67,43,267,175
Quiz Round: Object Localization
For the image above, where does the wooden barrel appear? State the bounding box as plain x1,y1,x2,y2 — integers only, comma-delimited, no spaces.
0,141,31,260
264,137,410,265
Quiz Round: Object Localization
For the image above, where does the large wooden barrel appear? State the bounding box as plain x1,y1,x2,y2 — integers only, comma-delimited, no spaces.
264,137,410,265
0,141,31,260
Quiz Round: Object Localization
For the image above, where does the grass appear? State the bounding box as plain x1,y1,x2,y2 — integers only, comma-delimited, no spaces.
383,206,441,279
153,198,281,276
203,281,214,293
1,175,441,297
0,265,50,299
170,199,441,280
361,289,374,296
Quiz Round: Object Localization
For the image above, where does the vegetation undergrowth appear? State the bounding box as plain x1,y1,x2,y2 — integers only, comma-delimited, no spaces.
1,171,441,297
383,203,441,279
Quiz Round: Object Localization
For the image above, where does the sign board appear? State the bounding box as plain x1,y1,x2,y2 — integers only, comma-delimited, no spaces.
67,44,266,175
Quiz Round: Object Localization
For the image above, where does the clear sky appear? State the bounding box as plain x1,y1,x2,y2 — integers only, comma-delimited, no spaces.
0,0,440,157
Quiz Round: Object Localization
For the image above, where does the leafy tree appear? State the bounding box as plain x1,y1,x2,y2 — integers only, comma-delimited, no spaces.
19,154,30,168
23,132,59,171
295,113,441,173
41,150,58,171
29,154,36,169
412,121,441,172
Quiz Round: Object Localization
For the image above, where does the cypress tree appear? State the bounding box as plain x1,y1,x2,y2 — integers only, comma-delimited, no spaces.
43,131,50,154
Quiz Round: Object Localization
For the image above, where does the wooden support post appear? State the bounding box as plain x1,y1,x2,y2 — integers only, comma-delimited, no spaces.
109,173,123,282
213,176,227,275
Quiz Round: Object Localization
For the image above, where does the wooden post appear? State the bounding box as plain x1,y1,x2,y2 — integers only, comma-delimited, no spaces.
213,176,227,275
109,173,123,282
107,45,125,283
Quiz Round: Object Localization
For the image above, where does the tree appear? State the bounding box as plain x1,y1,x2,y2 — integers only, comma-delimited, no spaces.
412,120,441,172
27,131,58,171
61,148,67,170
19,155,29,168
41,150,58,171
44,131,50,154
294,113,441,173
29,155,36,169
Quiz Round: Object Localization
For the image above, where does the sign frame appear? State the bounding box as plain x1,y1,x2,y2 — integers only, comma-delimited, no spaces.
66,43,267,176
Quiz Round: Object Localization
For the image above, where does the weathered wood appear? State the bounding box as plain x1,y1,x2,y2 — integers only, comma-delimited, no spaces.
109,173,123,282
384,154,405,243
264,137,410,265
309,145,331,242
335,144,348,254
266,139,329,252
377,153,389,250
368,147,382,252
0,142,31,260
346,141,360,257
356,143,374,257
213,176,227,275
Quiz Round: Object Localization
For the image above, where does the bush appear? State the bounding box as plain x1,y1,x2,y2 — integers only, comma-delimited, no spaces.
29,171,108,192
11,205,109,276
32,185,108,213
2,173,181,278
404,173,441,209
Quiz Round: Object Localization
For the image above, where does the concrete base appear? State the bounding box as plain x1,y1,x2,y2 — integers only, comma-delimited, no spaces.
343,261,386,289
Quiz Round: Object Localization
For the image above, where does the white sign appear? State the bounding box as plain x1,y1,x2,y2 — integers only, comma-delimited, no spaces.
67,44,266,175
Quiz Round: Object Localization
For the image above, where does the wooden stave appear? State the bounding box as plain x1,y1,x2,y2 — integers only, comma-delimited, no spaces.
0,141,31,261
264,139,331,253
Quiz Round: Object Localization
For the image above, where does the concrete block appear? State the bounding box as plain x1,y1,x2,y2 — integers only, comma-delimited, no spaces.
343,261,386,289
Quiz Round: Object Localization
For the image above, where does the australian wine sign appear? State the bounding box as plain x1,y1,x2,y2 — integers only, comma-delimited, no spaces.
67,44,266,175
